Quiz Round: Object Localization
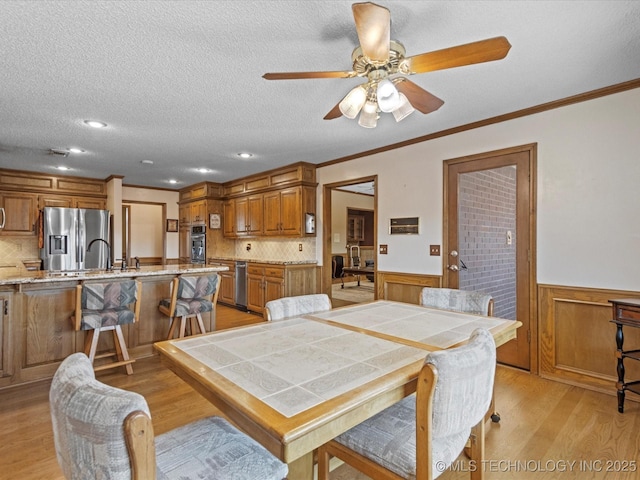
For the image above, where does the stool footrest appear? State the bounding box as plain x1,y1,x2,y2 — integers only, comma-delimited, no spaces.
94,359,135,372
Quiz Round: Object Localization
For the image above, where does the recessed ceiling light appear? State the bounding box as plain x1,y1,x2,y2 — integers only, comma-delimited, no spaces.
197,168,210,173
57,166,70,171
168,179,178,184
68,148,85,153
237,152,253,159
141,160,154,165
84,120,107,128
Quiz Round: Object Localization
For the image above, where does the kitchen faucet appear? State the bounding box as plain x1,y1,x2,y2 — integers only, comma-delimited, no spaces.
87,238,112,271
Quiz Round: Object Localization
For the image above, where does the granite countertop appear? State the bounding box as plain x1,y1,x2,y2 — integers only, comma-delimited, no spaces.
208,257,317,266
0,264,229,286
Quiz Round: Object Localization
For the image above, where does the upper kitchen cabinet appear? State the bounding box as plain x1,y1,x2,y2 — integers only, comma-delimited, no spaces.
0,192,37,236
178,182,224,227
223,163,317,239
0,168,107,236
234,195,263,236
263,186,316,237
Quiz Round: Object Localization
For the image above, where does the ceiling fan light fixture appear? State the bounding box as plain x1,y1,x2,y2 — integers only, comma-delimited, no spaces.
339,85,367,119
376,78,400,112
358,99,378,128
391,93,415,122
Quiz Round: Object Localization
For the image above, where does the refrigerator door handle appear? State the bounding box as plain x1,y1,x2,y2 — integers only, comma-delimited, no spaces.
77,222,83,266
0,207,5,229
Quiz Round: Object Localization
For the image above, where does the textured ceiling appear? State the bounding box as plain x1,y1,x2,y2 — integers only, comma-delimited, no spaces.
1,1,639,190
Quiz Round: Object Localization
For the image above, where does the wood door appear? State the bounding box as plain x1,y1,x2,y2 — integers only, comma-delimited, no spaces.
39,194,72,208
444,145,536,371
234,197,249,235
0,193,37,235
247,273,265,313
219,271,236,305
223,200,235,237
247,195,264,235
279,187,301,235
263,191,281,235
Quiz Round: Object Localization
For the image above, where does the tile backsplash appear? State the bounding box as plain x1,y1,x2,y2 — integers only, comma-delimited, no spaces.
0,237,39,264
233,238,317,262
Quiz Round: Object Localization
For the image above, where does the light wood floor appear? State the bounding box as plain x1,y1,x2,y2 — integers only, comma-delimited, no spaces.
2,304,639,480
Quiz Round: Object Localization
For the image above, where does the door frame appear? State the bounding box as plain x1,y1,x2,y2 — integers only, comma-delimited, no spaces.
322,175,378,299
443,143,538,373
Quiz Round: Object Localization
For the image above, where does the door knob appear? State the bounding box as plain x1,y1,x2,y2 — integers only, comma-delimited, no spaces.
448,264,459,272
450,250,458,257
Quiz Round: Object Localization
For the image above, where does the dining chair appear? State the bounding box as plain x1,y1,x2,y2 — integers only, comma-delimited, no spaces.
419,287,494,316
50,352,288,480
317,328,496,480
158,273,220,339
71,279,141,375
264,293,332,321
420,287,499,422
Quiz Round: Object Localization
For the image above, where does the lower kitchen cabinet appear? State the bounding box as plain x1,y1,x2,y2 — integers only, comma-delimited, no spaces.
246,262,317,315
0,295,10,378
215,260,236,306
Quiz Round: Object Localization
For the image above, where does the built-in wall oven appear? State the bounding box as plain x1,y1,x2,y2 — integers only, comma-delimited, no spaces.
190,225,206,264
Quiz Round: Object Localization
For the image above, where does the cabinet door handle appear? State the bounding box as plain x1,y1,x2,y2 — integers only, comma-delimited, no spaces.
0,207,4,229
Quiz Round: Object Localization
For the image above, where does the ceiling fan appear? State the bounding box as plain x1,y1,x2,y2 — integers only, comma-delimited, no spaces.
263,2,511,128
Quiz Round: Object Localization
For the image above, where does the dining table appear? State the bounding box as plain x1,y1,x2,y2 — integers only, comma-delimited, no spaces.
154,300,521,479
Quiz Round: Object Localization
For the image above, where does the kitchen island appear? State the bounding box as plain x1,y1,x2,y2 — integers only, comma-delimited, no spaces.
0,264,228,390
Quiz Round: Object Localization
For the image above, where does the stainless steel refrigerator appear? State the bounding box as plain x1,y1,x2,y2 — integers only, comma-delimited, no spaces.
40,207,110,271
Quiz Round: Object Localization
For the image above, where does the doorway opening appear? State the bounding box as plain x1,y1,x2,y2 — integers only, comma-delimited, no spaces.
323,176,377,307
444,144,537,371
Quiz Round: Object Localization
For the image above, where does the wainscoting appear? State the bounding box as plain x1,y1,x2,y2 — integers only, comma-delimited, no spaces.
538,284,640,398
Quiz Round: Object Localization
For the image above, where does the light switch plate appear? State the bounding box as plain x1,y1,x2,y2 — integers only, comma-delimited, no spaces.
380,244,388,254
430,245,440,256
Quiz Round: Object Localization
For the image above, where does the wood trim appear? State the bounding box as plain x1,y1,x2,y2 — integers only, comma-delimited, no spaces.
323,175,378,297
317,79,640,169
0,168,106,197
538,284,640,398
376,271,441,304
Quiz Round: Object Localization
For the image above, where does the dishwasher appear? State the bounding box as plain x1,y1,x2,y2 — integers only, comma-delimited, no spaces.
235,261,247,310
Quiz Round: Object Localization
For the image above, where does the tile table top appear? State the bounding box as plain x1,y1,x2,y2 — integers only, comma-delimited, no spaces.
172,317,426,417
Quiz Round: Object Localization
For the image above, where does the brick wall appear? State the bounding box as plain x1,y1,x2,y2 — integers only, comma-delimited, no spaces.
458,166,517,319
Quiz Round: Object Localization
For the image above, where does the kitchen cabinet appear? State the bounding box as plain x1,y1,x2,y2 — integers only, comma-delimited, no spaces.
347,214,365,242
234,195,263,236
245,262,317,314
216,261,236,306
190,200,207,224
247,264,284,314
0,296,10,378
179,204,190,226
178,226,190,263
0,192,37,236
223,200,235,236
39,194,106,210
263,185,315,237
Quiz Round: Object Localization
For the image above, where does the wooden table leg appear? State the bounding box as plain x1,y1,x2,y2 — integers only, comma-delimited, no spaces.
287,451,314,480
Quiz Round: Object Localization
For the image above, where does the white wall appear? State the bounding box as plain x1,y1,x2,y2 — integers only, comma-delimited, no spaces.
331,190,374,254
122,186,180,259
316,88,640,292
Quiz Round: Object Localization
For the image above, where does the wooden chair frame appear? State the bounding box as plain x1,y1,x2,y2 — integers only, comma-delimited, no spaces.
72,280,142,375
318,362,486,480
158,274,220,339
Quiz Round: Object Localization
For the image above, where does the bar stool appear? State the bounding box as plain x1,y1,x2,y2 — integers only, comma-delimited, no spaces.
158,274,220,339
71,279,141,375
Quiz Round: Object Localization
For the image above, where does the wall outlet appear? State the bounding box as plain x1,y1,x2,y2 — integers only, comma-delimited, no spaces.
429,245,440,256
298,243,303,251
246,243,251,251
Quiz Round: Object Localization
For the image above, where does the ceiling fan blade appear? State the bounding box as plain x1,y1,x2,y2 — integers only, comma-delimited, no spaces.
323,101,343,120
394,79,444,114
263,71,356,80
352,2,390,62
403,36,512,74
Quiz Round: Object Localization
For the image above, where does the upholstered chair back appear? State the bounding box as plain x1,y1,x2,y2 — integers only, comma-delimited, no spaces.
264,293,332,321
419,287,494,316
50,352,148,479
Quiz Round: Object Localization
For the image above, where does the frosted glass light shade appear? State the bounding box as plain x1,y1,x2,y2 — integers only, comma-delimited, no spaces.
376,79,401,112
339,86,367,119
392,93,415,122
358,100,378,128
